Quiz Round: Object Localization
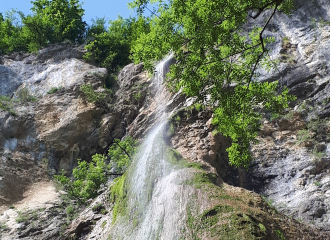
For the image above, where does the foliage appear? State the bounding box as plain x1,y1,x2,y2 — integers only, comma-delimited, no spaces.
80,84,106,103
274,229,285,240
0,222,8,230
27,0,86,44
0,95,15,115
0,0,86,54
109,173,128,223
307,118,328,136
259,223,266,232
55,154,108,201
55,137,137,202
1,88,36,114
85,17,107,42
296,129,313,145
0,10,29,54
47,86,62,94
270,112,282,121
16,211,31,223
175,115,181,122
312,147,325,161
92,203,107,214
130,0,295,168
108,136,138,173
133,91,141,101
83,16,150,73
282,111,295,120
16,87,38,102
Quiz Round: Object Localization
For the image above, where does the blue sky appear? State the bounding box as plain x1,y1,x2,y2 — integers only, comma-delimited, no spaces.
0,0,136,25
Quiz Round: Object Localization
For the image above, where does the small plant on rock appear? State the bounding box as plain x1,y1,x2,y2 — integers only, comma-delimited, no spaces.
47,86,62,94
296,129,314,146
17,87,38,102
274,229,285,240
312,147,325,161
80,84,106,103
133,91,141,101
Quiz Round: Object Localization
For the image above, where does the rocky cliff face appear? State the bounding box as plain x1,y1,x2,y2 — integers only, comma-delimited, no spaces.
245,0,330,233
1,0,330,239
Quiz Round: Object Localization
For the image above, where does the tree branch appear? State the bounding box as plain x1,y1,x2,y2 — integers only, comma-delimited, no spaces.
249,0,281,19
113,138,131,158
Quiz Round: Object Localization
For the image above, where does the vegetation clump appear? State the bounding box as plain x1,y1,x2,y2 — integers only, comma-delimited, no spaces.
130,0,296,168
83,16,150,74
109,173,128,223
47,86,62,94
55,137,137,202
0,96,15,115
16,87,38,102
0,0,86,54
80,84,106,103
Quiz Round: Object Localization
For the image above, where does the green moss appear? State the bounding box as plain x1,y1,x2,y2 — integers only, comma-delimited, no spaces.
166,148,203,170
201,205,234,227
166,123,175,137
184,199,268,240
184,172,214,189
109,173,128,223
186,206,201,240
133,217,139,227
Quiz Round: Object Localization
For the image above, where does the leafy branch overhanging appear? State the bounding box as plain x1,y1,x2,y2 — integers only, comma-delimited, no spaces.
130,0,296,168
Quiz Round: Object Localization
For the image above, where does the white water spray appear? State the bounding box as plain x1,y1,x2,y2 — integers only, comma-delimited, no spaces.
108,54,196,240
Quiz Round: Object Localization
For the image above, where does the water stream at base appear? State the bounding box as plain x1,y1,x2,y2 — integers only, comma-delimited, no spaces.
108,55,200,239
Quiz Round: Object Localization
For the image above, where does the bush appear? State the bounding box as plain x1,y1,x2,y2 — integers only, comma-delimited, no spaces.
55,137,137,202
108,137,138,173
80,84,106,103
296,129,313,145
47,86,62,94
17,87,38,102
307,118,328,136
55,154,108,202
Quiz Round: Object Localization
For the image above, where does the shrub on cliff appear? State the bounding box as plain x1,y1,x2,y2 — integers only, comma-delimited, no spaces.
54,137,137,202
80,84,106,103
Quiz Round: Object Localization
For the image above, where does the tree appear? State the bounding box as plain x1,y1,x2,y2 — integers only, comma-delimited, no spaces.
0,10,29,54
25,0,86,47
84,16,150,73
85,17,107,42
130,0,296,168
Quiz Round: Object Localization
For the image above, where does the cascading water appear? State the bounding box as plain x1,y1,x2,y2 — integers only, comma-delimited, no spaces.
107,55,202,239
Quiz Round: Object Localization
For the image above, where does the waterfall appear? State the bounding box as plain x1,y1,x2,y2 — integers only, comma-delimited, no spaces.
107,55,198,239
